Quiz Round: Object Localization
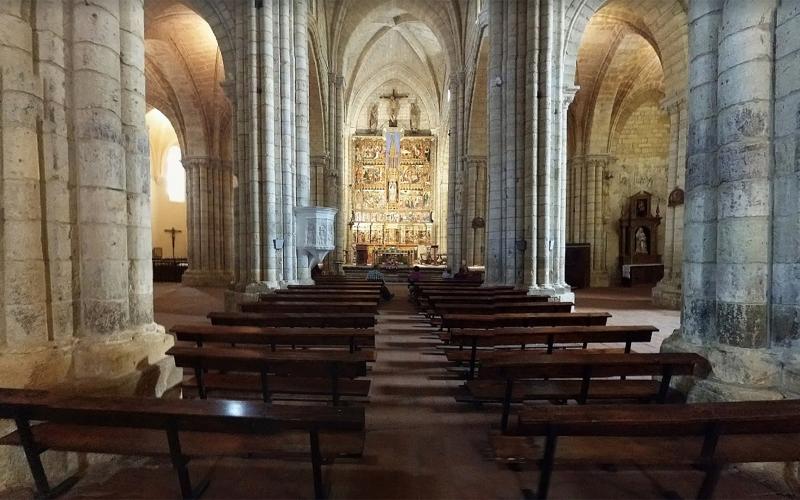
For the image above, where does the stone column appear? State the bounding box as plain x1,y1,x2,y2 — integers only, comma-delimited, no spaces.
181,157,233,286
583,154,611,286
485,0,505,284
447,72,465,269
333,75,346,272
665,0,797,403
653,97,687,309
293,0,311,283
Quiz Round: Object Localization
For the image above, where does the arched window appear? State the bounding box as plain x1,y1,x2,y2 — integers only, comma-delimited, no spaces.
164,145,186,203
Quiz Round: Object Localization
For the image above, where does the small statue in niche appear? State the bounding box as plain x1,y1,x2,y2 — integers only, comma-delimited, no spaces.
368,103,379,131
635,227,648,254
409,101,420,131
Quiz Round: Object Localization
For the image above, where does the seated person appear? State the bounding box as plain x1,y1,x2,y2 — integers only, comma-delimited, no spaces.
310,263,323,281
408,266,423,283
441,267,453,279
407,265,423,300
454,265,470,280
367,263,394,301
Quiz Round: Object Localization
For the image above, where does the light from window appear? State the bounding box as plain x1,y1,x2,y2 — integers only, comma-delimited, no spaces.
165,146,186,203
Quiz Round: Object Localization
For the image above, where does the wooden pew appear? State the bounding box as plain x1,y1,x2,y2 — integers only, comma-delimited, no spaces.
241,301,379,314
259,293,379,304
0,388,365,499
208,312,376,329
168,346,375,405
474,352,710,430
289,283,382,290
275,288,380,297
170,324,376,352
441,312,611,331
433,302,574,317
445,325,657,378
492,400,800,499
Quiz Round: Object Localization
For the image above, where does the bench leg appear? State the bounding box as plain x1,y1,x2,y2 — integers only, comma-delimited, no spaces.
260,370,272,404
194,368,207,399
501,379,514,433
166,426,208,499
536,429,558,500
16,417,51,497
697,465,722,500
309,430,326,500
468,339,478,380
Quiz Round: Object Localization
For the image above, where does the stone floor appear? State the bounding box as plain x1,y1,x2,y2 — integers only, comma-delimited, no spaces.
1,284,789,499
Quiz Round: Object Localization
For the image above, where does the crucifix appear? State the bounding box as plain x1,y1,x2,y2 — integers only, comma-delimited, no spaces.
164,227,182,260
379,88,409,127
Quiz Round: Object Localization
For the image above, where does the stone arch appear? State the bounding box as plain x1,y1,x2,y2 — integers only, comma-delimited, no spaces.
564,0,687,103
180,0,237,81
330,0,460,75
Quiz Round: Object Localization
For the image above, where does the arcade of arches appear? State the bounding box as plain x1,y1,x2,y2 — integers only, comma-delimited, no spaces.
1,0,800,495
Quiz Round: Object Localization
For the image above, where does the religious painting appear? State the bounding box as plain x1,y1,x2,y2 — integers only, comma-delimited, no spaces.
351,134,435,253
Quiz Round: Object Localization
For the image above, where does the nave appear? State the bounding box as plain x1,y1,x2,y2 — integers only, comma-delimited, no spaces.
0,284,784,500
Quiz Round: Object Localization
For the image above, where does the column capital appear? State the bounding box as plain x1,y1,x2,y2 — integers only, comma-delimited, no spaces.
661,94,687,114
562,85,580,107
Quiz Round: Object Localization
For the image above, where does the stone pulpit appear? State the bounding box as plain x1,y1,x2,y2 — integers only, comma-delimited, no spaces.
295,207,338,274
619,191,663,286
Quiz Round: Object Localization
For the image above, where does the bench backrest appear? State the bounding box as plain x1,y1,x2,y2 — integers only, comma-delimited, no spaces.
259,293,379,303
435,303,574,314
516,399,800,436
208,312,376,329
450,325,656,348
480,352,710,379
170,324,375,348
168,346,374,378
0,388,365,433
443,312,611,328
241,301,379,314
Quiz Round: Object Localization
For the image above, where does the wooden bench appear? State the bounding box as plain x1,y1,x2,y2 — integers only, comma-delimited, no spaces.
491,400,800,499
473,352,710,430
289,283,382,290
441,312,611,331
259,293,380,304
208,312,376,329
170,324,376,352
433,302,574,317
168,346,375,405
0,388,365,499
445,325,657,378
274,287,381,297
241,301,379,314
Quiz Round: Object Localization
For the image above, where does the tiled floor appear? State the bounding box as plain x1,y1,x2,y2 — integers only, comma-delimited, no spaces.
2,283,788,499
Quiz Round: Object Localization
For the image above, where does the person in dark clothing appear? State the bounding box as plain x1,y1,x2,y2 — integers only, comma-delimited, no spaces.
407,266,423,301
366,263,394,301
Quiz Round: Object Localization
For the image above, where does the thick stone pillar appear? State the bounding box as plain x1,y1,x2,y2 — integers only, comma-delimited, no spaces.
446,72,465,269
181,157,234,286
486,0,527,285
226,0,313,307
293,0,311,283
664,0,800,406
653,97,688,309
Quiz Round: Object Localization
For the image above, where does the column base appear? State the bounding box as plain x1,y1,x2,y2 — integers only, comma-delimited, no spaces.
589,271,610,287
652,277,682,309
661,331,800,495
0,324,182,492
527,284,576,304
181,269,233,287
225,282,280,312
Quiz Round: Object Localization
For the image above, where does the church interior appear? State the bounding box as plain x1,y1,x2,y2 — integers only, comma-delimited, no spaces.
1,0,799,498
